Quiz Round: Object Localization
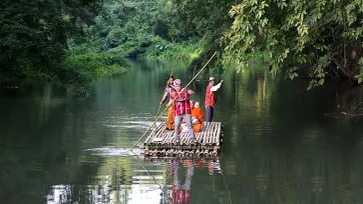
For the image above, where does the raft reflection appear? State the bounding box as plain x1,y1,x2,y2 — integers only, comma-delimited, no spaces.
161,158,222,204
45,157,221,204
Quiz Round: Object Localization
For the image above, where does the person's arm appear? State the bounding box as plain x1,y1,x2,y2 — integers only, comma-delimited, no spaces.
210,80,223,92
187,89,195,95
199,109,204,122
160,91,168,104
166,90,178,106
180,88,195,95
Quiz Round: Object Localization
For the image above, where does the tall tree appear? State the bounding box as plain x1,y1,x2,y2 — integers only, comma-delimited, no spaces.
222,0,363,89
170,0,240,74
0,0,102,83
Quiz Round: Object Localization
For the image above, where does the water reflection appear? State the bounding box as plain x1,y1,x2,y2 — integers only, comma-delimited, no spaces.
167,160,194,203
163,158,222,204
47,185,72,204
3,59,363,203
45,158,222,204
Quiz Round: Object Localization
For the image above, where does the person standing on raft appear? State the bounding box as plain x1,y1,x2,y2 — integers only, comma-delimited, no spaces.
160,75,175,130
167,79,197,143
204,76,223,122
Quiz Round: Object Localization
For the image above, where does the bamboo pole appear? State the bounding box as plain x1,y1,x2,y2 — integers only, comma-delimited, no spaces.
156,42,185,119
130,51,217,151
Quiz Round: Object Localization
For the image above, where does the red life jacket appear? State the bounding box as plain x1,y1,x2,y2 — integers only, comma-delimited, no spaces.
171,89,191,116
205,84,216,107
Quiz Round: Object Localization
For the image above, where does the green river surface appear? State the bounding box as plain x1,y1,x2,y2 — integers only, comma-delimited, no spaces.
1,59,363,204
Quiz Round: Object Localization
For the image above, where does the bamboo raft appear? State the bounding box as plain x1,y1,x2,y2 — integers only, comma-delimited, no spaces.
144,156,220,163
142,122,223,157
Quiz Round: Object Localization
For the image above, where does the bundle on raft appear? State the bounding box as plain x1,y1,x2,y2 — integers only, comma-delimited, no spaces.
142,122,223,157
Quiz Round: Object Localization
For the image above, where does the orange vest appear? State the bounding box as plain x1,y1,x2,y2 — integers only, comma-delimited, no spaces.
205,84,216,107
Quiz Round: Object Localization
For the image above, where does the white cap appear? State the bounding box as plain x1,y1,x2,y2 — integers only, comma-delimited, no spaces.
173,79,182,86
209,76,215,81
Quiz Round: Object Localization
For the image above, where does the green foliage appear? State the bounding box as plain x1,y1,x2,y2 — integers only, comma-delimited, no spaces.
286,67,299,80
171,0,240,36
78,0,201,63
169,0,241,71
355,58,363,83
66,52,128,79
223,0,363,88
0,0,103,85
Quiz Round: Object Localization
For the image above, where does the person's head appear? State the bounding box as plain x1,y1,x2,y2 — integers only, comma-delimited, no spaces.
168,75,175,85
194,101,200,108
209,76,215,85
190,100,194,108
173,79,182,91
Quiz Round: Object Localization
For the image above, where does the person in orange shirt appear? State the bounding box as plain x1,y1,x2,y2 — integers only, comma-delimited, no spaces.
180,101,204,133
191,101,204,132
160,75,175,130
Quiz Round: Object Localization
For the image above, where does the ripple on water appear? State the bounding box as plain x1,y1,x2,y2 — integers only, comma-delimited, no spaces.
85,147,144,156
100,114,164,131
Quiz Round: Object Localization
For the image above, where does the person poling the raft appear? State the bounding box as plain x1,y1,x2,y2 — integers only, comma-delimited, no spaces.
167,79,197,143
160,75,175,130
205,76,223,122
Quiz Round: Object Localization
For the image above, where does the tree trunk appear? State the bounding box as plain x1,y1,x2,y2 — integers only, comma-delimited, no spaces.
331,57,357,82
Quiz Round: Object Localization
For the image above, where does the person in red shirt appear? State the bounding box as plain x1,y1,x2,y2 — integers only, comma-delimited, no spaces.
204,76,223,122
167,79,196,143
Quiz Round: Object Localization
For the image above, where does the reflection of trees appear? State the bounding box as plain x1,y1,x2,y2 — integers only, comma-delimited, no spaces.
0,85,109,203
46,157,168,204
205,62,363,203
326,81,363,122
3,58,363,204
217,65,274,150
218,129,363,203
217,67,363,203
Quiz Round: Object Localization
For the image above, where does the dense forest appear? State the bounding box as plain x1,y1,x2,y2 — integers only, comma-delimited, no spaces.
2,0,363,90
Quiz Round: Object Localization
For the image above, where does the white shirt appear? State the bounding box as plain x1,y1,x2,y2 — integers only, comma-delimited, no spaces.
210,82,222,92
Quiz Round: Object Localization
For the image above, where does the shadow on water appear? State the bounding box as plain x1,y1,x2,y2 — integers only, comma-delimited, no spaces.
2,59,363,203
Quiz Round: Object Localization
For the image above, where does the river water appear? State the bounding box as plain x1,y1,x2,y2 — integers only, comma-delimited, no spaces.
1,59,363,203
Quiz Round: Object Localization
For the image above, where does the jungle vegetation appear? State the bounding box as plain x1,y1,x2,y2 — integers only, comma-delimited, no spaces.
2,0,363,90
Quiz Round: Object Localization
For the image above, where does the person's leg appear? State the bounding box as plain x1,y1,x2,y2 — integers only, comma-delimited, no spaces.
185,163,194,187
174,164,182,203
174,164,180,189
205,106,211,122
210,106,214,122
166,106,174,130
174,115,182,142
183,161,194,203
184,114,196,142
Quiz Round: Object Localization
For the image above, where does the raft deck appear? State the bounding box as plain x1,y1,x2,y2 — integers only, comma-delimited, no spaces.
143,122,223,157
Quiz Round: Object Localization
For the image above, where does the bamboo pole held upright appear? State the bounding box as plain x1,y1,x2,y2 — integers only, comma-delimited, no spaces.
156,42,185,119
